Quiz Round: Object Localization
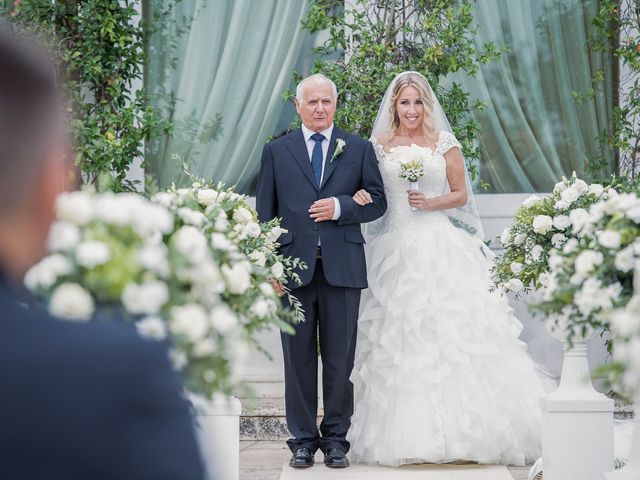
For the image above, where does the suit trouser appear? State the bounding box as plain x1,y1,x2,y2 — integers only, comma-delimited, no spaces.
281,258,361,453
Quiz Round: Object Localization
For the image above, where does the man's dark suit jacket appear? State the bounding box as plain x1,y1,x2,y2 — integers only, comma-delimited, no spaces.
0,273,205,480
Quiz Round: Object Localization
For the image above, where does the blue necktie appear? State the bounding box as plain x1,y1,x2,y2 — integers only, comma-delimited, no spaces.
310,133,325,187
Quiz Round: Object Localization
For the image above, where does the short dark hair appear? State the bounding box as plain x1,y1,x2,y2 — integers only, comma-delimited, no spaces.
0,28,62,215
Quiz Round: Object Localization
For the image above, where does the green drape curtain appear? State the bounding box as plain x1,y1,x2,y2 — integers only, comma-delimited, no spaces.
457,0,615,192
143,0,308,192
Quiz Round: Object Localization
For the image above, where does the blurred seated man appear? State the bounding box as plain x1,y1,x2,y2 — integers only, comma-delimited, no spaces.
0,29,205,480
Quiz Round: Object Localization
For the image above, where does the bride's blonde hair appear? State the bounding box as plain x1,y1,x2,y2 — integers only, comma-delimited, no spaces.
389,73,435,135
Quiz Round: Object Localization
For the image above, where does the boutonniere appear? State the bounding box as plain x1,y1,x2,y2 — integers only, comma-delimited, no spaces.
330,138,346,164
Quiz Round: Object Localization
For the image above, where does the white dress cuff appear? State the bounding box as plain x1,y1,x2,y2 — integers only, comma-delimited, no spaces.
332,197,341,220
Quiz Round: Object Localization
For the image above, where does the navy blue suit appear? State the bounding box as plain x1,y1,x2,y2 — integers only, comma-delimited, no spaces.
256,126,386,453
0,274,205,480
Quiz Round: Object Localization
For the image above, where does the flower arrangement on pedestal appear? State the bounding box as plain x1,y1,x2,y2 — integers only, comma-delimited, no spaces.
25,180,306,398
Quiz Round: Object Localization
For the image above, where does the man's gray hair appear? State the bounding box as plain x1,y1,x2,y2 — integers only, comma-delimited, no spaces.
296,73,338,102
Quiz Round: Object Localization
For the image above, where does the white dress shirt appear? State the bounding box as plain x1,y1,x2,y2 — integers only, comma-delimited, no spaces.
300,123,341,220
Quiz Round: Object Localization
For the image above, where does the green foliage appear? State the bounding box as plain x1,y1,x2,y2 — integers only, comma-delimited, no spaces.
287,0,505,182
575,0,640,177
2,0,173,191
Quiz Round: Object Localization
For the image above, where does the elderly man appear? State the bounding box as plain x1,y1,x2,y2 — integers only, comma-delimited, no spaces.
0,30,205,479
256,73,386,468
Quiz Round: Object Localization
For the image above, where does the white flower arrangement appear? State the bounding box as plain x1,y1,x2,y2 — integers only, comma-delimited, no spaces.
493,172,615,293
26,180,306,398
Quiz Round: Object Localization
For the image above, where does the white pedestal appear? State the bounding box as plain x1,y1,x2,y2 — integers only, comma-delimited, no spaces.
192,395,242,480
540,341,614,480
606,405,640,479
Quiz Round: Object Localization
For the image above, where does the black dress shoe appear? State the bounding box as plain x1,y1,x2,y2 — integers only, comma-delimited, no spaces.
324,447,349,468
289,447,314,468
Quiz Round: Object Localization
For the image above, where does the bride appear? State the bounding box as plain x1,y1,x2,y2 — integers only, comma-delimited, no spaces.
345,71,550,467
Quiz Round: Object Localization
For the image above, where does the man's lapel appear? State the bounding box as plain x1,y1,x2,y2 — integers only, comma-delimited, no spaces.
320,127,347,189
285,129,318,190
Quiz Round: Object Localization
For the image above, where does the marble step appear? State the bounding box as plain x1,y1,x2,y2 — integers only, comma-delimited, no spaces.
240,397,634,441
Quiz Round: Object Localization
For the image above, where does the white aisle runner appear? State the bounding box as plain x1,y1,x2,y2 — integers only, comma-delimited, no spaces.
280,462,513,479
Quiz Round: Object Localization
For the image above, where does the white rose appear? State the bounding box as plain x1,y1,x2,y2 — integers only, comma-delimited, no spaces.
569,208,590,233
575,250,604,275
134,203,174,236
627,206,640,224
250,298,276,318
169,304,209,342
548,253,565,270
249,250,267,267
173,226,209,262
197,189,219,206
56,191,94,225
47,221,81,252
560,186,580,206
555,199,570,210
122,281,169,315
611,309,640,337
532,215,553,234
49,283,94,321
137,244,170,277
615,246,635,273
552,215,571,231
93,192,134,226
551,233,566,248
505,278,524,292
211,233,237,252
209,304,239,333
522,194,542,208
259,282,275,297
193,338,217,357
588,183,604,197
75,240,111,268
562,238,579,254
232,206,253,224
24,254,73,290
151,192,175,208
573,179,589,194
514,233,526,245
500,228,511,246
169,349,188,370
178,207,207,227
136,316,167,340
266,226,285,244
553,181,568,193
271,261,285,280
240,222,261,239
597,230,621,249
539,272,550,287
531,244,544,261
222,263,251,294
510,262,524,274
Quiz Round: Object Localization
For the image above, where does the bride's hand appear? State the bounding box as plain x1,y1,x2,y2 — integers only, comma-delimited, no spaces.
353,189,373,206
408,190,430,210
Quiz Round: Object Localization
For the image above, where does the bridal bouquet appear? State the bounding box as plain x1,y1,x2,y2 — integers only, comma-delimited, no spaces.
493,173,615,293
533,191,640,392
397,148,425,211
25,180,306,398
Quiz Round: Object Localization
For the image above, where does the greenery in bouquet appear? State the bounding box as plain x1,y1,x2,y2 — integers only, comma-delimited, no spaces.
533,190,640,392
25,181,306,398
493,173,615,294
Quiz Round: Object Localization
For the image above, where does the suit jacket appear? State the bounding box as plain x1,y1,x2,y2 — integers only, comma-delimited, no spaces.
256,126,386,288
0,273,205,480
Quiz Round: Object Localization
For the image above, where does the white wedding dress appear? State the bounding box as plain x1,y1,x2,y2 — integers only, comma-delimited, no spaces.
346,131,549,467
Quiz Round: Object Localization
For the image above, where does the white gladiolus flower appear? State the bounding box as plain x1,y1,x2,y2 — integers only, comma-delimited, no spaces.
552,215,571,231
232,207,253,224
562,238,579,254
505,278,524,292
588,183,604,196
249,251,267,267
615,247,635,272
531,244,544,261
500,228,511,246
49,283,94,321
75,240,111,268
210,304,239,333
551,233,566,248
211,233,237,252
197,189,219,206
122,281,169,315
56,191,94,225
47,221,81,252
222,263,252,294
597,230,622,249
575,250,604,275
24,254,74,290
170,304,209,342
522,195,542,208
178,207,207,227
173,226,209,261
514,233,526,245
271,261,285,280
553,181,568,193
532,215,553,234
510,262,524,274
136,316,167,340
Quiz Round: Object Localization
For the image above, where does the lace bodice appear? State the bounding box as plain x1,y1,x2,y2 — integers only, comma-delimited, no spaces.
371,130,461,231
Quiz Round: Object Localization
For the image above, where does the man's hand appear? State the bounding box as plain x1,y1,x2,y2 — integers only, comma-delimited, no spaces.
270,279,285,296
309,198,335,222
352,189,372,206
